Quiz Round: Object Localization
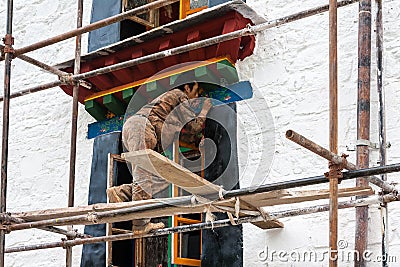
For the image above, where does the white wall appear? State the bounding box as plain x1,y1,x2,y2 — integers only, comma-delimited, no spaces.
0,1,94,266
237,0,400,266
0,0,399,266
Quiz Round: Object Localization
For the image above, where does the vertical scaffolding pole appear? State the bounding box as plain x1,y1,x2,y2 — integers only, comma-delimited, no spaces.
355,0,372,266
375,0,388,266
67,0,84,266
328,0,339,266
0,1,13,266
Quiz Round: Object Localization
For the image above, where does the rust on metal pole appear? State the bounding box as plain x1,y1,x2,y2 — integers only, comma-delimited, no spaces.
328,0,339,266
355,0,372,265
12,0,179,58
375,0,388,265
66,1,84,265
7,163,400,232
0,0,14,266
286,130,356,170
0,44,68,77
286,130,396,192
0,0,359,103
5,193,399,254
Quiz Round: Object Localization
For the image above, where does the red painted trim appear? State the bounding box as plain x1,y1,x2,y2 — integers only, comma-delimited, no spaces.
60,11,256,103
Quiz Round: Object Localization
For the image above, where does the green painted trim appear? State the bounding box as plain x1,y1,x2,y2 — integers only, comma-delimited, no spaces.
169,74,179,86
85,100,108,121
122,88,135,103
217,61,239,84
168,184,173,267
146,80,166,99
103,94,127,115
194,65,218,83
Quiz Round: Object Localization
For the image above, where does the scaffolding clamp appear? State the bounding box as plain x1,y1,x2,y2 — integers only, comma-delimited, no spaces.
59,74,74,85
325,154,347,182
2,34,15,55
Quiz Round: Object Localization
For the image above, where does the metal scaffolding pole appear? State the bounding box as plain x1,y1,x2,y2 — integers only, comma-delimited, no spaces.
0,0,13,266
375,0,388,265
5,194,399,254
0,44,68,77
6,163,400,232
8,0,179,59
286,130,396,193
0,0,359,103
328,0,339,265
355,0,372,265
66,1,84,265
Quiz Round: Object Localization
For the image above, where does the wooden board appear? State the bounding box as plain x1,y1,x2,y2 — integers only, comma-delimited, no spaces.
240,187,374,207
122,149,223,196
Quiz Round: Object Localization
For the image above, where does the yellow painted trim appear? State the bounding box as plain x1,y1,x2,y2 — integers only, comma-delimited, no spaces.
84,57,235,102
179,0,185,20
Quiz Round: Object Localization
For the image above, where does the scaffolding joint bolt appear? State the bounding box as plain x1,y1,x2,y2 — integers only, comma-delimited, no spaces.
61,238,71,249
325,154,347,182
59,74,74,85
2,34,15,55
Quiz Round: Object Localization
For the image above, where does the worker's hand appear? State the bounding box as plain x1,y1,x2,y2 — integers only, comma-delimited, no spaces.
202,98,213,112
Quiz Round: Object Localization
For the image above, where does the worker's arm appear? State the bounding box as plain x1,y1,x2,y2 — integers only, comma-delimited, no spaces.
178,98,212,134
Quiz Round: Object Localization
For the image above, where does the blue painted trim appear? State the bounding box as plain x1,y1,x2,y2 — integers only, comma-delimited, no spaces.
87,81,253,139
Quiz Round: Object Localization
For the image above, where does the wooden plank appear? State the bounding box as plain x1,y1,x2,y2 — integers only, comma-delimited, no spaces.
252,219,284,229
241,187,374,208
12,199,237,226
122,149,222,196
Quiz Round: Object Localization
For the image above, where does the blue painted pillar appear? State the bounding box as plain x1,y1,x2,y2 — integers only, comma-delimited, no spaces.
80,132,120,267
202,103,243,267
88,0,122,52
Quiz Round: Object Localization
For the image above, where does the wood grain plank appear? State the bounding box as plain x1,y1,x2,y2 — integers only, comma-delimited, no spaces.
122,149,223,196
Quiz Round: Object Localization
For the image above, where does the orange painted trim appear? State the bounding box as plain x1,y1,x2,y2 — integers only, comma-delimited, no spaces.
180,0,207,19
174,257,201,266
84,57,234,102
176,217,201,224
186,6,207,16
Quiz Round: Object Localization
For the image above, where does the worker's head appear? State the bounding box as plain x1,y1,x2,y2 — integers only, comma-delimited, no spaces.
173,72,200,99
180,82,199,99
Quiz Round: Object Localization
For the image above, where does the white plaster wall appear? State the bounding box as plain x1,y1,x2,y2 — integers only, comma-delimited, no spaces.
237,0,400,266
0,0,94,266
0,0,399,266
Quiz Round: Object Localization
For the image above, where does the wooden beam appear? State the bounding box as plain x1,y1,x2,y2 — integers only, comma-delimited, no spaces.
104,57,132,84
122,149,222,196
85,100,108,121
216,60,239,84
127,15,155,28
240,187,374,207
103,94,127,115
187,30,205,61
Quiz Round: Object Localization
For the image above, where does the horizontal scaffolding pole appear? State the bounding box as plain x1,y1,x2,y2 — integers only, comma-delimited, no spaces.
225,163,399,199
0,45,68,77
285,129,395,193
5,193,398,254
6,162,400,232
0,0,359,102
7,0,179,58
0,214,88,239
286,129,357,170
